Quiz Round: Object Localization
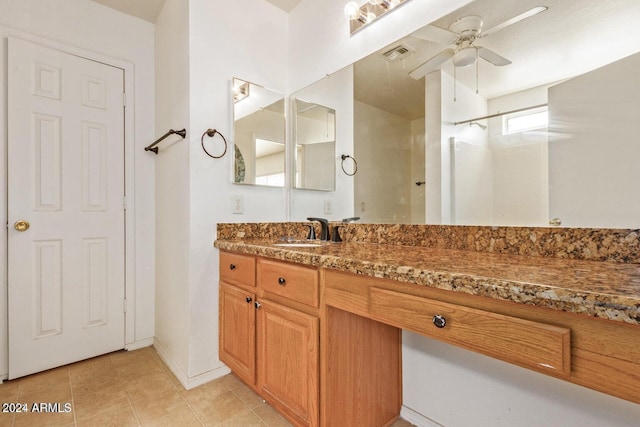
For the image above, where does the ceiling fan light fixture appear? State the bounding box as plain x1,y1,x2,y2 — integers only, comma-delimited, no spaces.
452,47,477,67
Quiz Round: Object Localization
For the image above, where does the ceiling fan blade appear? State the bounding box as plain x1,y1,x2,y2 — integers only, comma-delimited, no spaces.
479,6,548,38
409,49,455,80
411,25,459,45
477,47,511,66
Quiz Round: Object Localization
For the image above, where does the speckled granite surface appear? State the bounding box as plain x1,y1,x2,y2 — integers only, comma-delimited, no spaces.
217,223,640,263
215,223,640,325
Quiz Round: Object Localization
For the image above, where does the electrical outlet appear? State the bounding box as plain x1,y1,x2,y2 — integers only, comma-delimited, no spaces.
231,195,244,214
324,199,332,214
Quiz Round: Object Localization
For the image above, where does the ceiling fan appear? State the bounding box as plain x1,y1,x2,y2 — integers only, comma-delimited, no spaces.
409,6,548,80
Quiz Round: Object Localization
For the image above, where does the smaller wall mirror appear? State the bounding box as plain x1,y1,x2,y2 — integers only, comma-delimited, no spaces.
293,98,336,191
232,78,285,187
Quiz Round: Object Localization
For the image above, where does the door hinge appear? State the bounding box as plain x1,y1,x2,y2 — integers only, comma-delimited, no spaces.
124,298,128,313
123,196,127,210
122,92,127,107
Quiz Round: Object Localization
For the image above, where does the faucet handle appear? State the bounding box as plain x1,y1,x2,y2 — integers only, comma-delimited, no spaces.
341,217,360,223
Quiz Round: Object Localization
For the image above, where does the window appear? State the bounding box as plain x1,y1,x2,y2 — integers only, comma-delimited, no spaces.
255,172,285,187
503,107,548,134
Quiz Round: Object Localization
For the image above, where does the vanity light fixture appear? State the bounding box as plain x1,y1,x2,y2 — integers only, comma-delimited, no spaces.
345,0,411,35
232,78,250,103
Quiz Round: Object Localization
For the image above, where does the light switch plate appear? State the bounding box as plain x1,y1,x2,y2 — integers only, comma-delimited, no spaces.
324,199,332,214
231,195,244,214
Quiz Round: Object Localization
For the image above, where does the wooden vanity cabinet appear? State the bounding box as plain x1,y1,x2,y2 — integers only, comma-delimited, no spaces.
219,252,257,385
257,299,319,427
323,269,640,405
256,257,320,427
219,252,320,427
219,282,256,385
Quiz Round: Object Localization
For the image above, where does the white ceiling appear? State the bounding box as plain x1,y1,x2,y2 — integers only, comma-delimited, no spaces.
89,0,302,22
264,0,302,13
355,0,640,120
89,0,167,22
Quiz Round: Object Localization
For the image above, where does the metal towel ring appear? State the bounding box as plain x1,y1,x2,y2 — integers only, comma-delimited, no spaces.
201,128,228,159
341,154,358,176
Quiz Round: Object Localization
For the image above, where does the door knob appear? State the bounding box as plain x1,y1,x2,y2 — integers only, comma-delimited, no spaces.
14,220,30,232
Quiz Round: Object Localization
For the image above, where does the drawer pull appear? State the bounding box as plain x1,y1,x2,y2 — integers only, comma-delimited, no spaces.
278,277,286,285
432,314,447,328
229,264,236,270
246,297,252,303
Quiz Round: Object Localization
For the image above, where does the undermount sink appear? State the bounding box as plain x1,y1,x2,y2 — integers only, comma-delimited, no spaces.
272,242,322,248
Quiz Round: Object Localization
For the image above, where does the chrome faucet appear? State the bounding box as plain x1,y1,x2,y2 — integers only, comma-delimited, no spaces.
307,217,330,241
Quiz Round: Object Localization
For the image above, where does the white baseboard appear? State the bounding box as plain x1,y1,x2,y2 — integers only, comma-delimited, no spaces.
125,337,154,351
153,339,231,390
401,405,444,427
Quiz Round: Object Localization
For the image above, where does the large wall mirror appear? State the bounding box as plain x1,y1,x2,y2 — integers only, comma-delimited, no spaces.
232,78,285,187
292,0,640,228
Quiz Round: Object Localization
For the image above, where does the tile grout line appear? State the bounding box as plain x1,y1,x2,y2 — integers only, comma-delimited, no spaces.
125,395,143,427
224,383,272,426
158,362,206,426
67,366,78,427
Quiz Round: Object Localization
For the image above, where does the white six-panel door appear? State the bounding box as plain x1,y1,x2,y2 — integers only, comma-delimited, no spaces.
7,37,126,379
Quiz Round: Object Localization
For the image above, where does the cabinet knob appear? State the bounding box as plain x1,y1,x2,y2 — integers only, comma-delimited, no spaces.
432,314,447,328
246,297,252,303
278,277,286,286
229,264,236,270
255,301,262,309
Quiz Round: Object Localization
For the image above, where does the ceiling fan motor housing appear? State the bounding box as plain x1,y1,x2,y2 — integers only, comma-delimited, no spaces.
449,15,484,38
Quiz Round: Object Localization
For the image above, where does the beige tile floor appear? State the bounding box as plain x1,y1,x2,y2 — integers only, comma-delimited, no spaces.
0,347,414,427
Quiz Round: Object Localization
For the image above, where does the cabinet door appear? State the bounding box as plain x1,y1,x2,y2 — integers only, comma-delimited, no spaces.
257,300,319,427
220,282,256,385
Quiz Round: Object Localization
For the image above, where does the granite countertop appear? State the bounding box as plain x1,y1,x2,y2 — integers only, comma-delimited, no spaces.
214,239,640,325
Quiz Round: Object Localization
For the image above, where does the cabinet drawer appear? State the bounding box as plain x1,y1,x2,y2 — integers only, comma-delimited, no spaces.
370,287,571,376
258,259,319,308
220,252,255,288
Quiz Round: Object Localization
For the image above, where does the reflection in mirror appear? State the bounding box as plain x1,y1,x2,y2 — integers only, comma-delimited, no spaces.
232,78,285,187
349,0,640,228
294,99,336,191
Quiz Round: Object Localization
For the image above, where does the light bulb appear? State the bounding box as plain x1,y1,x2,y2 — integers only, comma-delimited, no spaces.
344,1,360,20
369,0,394,8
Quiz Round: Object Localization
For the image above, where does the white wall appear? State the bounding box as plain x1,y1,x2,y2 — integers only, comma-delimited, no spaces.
402,332,640,427
489,86,549,226
451,140,493,224
0,0,155,377
548,51,640,228
354,101,413,223
154,0,192,385
154,0,289,388
427,71,489,224
410,118,426,223
425,72,444,224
